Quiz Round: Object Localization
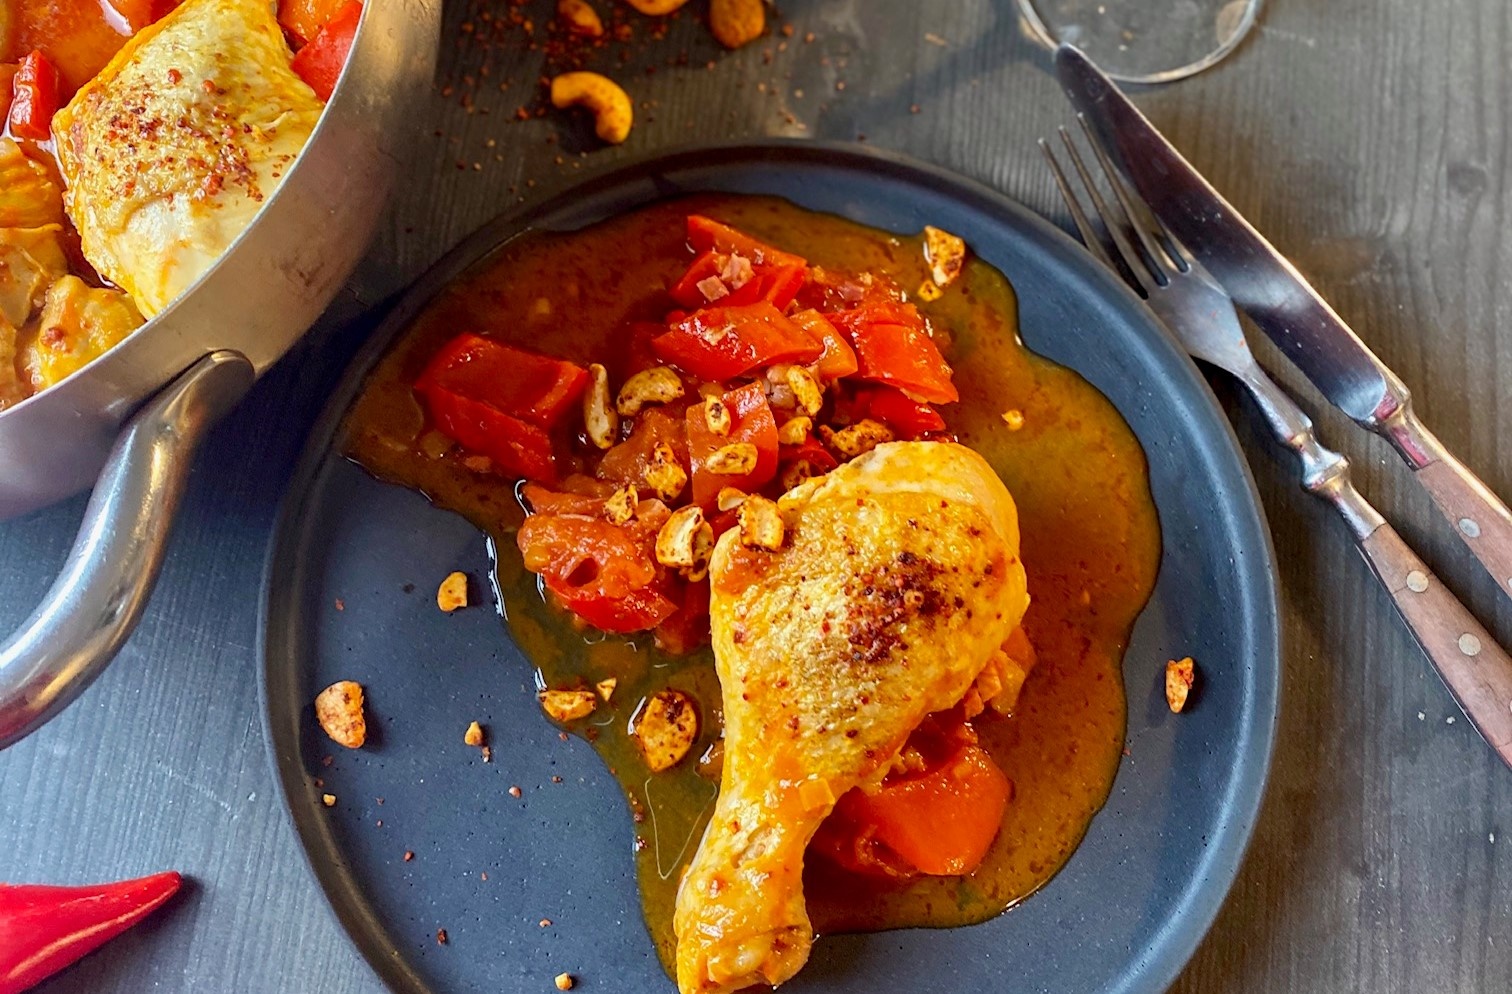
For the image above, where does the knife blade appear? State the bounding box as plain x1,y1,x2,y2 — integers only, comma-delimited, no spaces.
1055,42,1512,601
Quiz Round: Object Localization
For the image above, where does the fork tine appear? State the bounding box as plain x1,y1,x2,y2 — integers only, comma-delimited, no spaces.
1075,115,1186,276
1038,138,1122,276
1054,127,1157,295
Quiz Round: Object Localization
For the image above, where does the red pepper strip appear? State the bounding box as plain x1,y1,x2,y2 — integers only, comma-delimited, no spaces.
854,385,947,439
789,309,857,381
290,0,363,101
848,322,958,404
652,302,821,381
7,51,62,141
686,215,806,268
416,333,588,429
687,381,779,506
0,871,182,994
668,250,724,309
420,388,559,483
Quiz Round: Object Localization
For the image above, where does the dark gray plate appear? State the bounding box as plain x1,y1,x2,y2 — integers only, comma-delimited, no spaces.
260,141,1279,994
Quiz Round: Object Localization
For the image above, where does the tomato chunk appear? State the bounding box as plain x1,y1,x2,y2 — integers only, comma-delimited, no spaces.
290,0,363,101
671,251,807,312
279,0,353,46
687,382,778,506
668,250,724,310
828,302,957,404
789,309,857,381
653,302,822,381
421,388,559,483
8,51,61,141
686,215,806,268
853,386,946,439
517,513,677,632
832,744,1009,876
416,333,588,429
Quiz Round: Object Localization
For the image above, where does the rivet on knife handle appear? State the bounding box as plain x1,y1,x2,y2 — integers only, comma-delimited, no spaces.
1359,522,1512,767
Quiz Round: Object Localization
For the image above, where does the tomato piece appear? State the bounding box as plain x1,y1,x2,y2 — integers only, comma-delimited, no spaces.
653,302,822,381
416,333,588,429
686,215,805,268
672,252,807,312
517,513,677,632
835,744,1009,876
687,382,778,506
278,0,353,46
520,482,609,516
830,303,958,405
668,251,724,310
596,407,688,487
8,51,61,141
789,309,858,381
421,388,559,483
290,0,362,101
854,386,947,439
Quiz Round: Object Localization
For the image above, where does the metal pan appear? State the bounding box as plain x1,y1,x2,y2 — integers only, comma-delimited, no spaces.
0,0,441,748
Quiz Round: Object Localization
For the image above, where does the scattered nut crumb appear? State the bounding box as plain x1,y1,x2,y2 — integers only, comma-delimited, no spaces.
334,598,345,611
540,917,553,927
404,850,415,861
555,973,575,991
1166,657,1196,713
1001,409,1025,431
464,721,485,747
539,688,599,722
322,793,337,807
632,689,698,771
482,745,493,763
551,775,563,783
509,785,523,798
596,677,618,701
437,571,469,612
437,929,448,946
315,681,367,749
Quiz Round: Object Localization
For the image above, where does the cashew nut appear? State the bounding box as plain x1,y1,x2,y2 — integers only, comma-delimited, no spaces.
550,72,634,145
923,224,967,287
709,0,764,49
643,442,688,501
777,415,812,446
632,689,698,772
703,394,732,436
603,484,638,525
785,365,824,416
716,487,747,512
820,419,894,459
623,0,692,14
737,494,785,550
704,441,759,475
655,505,713,579
540,688,598,722
583,362,619,449
616,365,685,416
558,0,604,36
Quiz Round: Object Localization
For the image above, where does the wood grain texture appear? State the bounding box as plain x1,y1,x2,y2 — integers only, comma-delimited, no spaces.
1414,453,1512,599
2,0,1511,992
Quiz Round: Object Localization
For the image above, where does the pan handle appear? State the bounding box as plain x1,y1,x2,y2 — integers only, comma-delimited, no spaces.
0,351,255,750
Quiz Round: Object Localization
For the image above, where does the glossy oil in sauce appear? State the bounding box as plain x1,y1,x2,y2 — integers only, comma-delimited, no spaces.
344,195,1161,971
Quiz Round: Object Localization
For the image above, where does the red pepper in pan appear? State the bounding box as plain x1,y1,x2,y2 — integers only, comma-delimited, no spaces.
0,870,183,994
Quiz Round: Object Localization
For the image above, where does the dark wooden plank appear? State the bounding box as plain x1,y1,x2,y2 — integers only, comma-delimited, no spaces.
2,1,1509,991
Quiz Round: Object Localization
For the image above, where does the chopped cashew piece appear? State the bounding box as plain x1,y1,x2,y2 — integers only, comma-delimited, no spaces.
704,441,758,475
709,0,764,48
703,395,732,436
776,416,812,446
604,484,638,525
785,366,824,416
550,72,633,145
643,442,688,501
633,689,698,772
616,366,685,416
557,0,603,36
1166,657,1196,713
916,279,943,302
583,362,618,449
322,793,337,807
1001,409,1025,431
923,225,967,287
655,505,712,580
596,678,618,702
736,494,785,550
315,681,367,749
540,688,599,722
820,419,894,458
464,721,485,747
554,973,576,991
716,487,747,512
437,571,469,612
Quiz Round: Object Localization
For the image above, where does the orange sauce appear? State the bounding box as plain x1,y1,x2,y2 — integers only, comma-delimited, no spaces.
344,195,1162,973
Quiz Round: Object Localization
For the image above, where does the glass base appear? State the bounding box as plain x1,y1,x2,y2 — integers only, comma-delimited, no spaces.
1018,0,1262,84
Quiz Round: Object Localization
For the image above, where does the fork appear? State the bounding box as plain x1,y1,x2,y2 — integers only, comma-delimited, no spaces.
1042,122,1512,769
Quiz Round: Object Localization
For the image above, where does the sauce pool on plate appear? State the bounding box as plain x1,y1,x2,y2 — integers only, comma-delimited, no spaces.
343,194,1161,971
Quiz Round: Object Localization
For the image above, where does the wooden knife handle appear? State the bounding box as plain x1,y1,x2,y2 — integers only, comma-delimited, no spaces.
1415,453,1512,600
1360,521,1512,769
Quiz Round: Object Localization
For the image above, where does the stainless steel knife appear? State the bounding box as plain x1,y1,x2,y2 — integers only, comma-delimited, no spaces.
1056,43,1512,600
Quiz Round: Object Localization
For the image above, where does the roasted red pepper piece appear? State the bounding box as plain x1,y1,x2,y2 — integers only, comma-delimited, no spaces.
290,0,363,101
686,381,779,506
667,250,724,310
517,508,677,632
652,302,821,381
417,333,588,429
421,389,559,483
0,871,182,994
789,309,858,381
853,385,947,439
670,251,807,312
827,301,958,404
8,51,62,141
686,215,806,268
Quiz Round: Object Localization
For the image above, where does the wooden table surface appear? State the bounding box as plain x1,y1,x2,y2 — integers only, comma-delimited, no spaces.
4,1,1510,991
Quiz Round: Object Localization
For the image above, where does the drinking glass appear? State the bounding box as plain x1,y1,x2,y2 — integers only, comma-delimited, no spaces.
1016,0,1263,83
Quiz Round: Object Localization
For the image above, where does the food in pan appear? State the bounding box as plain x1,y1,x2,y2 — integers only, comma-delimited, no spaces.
345,196,1161,989
0,0,362,410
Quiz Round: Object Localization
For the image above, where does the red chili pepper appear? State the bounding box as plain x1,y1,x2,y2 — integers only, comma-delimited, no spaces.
8,51,62,142
0,871,182,994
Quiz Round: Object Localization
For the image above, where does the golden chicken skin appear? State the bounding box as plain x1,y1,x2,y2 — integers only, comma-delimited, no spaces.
673,440,1031,994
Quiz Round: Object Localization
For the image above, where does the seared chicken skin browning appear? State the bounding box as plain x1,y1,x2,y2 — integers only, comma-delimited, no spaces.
673,441,1031,994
